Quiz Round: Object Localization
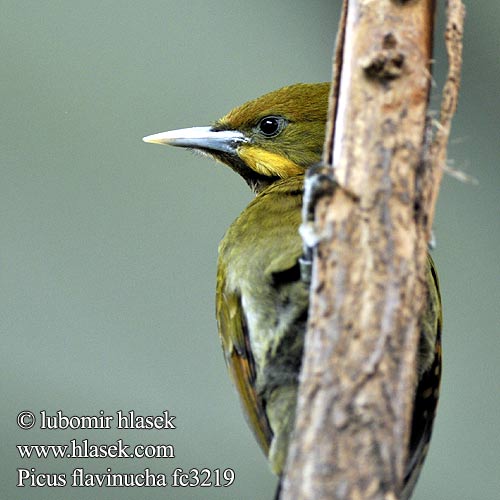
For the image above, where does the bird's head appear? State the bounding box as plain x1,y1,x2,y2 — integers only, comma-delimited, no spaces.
143,82,330,192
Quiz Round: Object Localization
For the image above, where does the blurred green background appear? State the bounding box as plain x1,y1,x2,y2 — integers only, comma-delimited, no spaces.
1,1,499,499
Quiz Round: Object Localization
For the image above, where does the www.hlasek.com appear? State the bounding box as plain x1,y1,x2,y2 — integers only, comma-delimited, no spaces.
16,409,235,489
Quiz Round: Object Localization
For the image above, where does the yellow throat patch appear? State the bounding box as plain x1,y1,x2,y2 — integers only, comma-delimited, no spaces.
238,145,303,178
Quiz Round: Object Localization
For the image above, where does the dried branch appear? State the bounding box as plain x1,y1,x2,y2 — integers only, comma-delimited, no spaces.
425,0,466,236
282,1,464,499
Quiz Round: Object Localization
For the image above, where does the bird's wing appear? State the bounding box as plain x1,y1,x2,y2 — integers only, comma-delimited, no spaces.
216,270,273,455
404,254,443,496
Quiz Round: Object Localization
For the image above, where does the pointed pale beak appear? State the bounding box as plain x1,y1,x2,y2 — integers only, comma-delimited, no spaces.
142,126,247,154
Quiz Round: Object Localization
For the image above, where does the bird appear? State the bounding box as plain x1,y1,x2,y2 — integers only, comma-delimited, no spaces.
143,82,442,498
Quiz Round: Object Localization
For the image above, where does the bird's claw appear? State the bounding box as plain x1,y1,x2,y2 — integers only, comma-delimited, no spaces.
299,163,337,285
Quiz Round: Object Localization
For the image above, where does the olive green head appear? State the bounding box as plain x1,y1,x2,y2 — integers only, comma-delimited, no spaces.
143,82,330,192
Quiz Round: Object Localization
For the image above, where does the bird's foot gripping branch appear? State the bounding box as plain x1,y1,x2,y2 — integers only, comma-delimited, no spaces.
299,163,337,286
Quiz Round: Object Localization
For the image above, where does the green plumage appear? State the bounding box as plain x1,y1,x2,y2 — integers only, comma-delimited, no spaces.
218,176,308,472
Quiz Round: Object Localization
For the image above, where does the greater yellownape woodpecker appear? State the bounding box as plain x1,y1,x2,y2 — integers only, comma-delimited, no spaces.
143,83,442,498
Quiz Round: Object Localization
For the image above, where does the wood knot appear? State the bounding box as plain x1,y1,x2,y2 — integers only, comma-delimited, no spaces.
383,33,397,49
362,33,405,81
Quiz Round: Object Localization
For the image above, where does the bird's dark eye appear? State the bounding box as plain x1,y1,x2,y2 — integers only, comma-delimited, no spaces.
257,116,285,137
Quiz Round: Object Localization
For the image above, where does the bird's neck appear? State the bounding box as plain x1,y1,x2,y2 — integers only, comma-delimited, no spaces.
253,175,305,198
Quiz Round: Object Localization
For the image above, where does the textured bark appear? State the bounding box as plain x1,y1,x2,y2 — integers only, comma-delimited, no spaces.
282,1,464,499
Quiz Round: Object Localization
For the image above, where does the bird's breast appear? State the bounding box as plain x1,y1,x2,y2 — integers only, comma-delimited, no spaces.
217,177,309,395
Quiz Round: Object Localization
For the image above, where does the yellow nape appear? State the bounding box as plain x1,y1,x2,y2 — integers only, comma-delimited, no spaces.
238,145,303,178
